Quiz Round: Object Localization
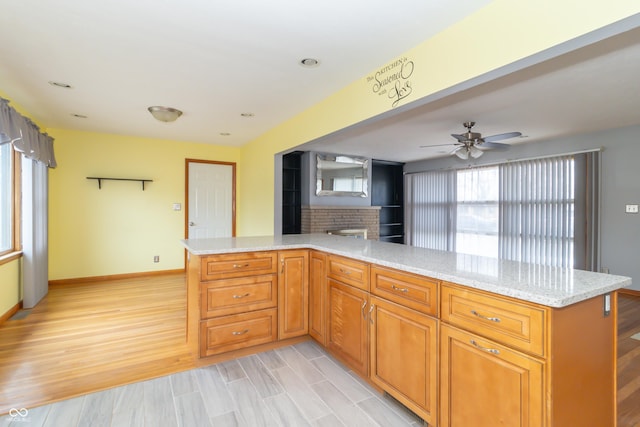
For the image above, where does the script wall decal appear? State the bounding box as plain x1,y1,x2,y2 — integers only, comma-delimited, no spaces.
367,57,415,107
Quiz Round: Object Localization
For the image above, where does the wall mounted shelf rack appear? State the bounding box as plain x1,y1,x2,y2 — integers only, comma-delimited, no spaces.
86,177,153,190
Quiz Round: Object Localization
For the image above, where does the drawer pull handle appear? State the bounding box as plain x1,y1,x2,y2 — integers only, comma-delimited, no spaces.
232,293,250,299
339,268,351,275
471,310,501,323
391,284,409,293
470,340,500,355
369,304,375,324
233,263,250,268
361,301,367,319
232,329,249,336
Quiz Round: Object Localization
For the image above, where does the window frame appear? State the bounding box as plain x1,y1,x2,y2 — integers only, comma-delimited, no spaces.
0,144,21,264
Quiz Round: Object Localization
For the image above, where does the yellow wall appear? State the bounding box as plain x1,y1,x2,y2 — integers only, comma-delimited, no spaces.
237,1,640,236
0,259,20,316
47,129,241,280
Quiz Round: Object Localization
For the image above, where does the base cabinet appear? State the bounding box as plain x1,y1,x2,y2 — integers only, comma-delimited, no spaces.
309,251,327,345
440,324,544,427
369,296,437,426
326,278,369,376
278,250,309,340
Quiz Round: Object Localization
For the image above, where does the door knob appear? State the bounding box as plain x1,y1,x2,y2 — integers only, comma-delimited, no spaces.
189,221,195,226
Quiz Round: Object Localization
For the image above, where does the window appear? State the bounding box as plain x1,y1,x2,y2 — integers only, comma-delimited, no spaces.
456,166,499,258
0,142,15,255
406,154,587,268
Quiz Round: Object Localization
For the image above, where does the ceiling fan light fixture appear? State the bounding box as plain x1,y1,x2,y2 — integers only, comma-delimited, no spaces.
454,147,469,160
469,145,483,158
148,106,183,122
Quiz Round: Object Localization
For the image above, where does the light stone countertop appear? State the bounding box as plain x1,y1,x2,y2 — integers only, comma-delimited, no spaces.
181,234,631,308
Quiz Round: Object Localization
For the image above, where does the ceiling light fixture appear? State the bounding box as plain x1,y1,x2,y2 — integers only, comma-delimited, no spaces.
454,144,484,160
148,106,183,122
300,58,320,68
49,81,73,89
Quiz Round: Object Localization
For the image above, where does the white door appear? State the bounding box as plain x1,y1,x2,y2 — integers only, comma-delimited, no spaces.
187,161,235,239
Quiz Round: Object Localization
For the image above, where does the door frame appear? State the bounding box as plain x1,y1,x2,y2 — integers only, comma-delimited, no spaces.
184,159,237,241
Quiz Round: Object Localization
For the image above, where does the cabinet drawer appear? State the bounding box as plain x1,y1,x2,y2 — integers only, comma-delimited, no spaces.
441,284,546,357
371,266,439,316
327,255,369,291
200,308,277,357
200,274,277,318
201,252,277,281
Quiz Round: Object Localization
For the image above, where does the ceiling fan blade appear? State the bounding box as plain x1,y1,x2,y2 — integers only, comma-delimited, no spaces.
420,142,462,148
480,141,510,151
483,131,522,142
451,133,467,142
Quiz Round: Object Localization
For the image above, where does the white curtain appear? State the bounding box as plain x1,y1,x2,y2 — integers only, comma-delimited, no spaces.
499,155,575,268
405,169,456,251
0,97,55,308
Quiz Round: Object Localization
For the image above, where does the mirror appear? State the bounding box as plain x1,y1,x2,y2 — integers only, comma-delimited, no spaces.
316,154,368,197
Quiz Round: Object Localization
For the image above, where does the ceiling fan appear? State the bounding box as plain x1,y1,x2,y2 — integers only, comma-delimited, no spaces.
423,121,522,159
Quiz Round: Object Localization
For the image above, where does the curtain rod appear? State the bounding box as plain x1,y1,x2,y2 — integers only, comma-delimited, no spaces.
404,147,603,175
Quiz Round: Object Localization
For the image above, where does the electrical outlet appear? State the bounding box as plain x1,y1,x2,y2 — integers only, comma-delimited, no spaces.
153,255,159,263
625,204,639,213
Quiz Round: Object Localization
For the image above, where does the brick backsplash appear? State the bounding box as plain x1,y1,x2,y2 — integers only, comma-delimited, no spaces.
301,206,380,240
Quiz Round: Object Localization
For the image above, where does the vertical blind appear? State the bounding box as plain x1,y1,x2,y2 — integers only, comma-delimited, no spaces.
406,152,600,270
405,169,455,251
499,155,574,268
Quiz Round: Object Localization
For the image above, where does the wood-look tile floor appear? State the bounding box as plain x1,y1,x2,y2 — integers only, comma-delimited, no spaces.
0,340,422,427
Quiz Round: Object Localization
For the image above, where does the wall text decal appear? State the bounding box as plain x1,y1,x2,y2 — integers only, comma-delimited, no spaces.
367,57,414,107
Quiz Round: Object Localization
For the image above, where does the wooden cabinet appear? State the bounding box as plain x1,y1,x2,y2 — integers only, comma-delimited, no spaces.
440,282,617,427
188,251,279,358
278,250,309,340
309,251,327,345
369,296,438,425
187,247,617,427
326,278,369,376
371,265,438,316
327,254,369,291
200,309,278,357
440,324,544,427
441,284,545,357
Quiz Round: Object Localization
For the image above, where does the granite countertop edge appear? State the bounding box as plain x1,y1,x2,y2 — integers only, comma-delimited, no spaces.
181,235,631,308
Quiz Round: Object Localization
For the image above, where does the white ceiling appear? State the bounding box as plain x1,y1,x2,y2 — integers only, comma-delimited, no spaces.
1,1,639,163
0,0,491,146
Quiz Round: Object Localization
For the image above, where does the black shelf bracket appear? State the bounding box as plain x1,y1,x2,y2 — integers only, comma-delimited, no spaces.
87,177,153,191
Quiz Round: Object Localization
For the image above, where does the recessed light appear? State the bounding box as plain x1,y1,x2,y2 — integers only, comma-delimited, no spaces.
48,81,73,89
70,113,87,119
300,58,320,68
240,113,254,117
220,132,231,136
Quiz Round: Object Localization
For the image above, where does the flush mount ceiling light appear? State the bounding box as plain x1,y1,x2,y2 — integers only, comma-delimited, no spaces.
49,81,73,89
147,106,183,122
300,58,320,68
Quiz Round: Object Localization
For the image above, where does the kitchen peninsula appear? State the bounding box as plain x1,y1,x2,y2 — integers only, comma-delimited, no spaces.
182,234,630,427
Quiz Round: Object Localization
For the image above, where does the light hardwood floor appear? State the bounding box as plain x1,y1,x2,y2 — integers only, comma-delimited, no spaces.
0,274,638,426
0,274,195,415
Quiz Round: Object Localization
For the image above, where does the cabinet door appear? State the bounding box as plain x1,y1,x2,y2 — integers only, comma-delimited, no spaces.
327,278,369,375
440,324,544,427
309,251,327,345
278,250,309,339
369,296,437,426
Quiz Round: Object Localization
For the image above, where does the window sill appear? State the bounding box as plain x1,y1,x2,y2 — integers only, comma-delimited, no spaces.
0,251,23,266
